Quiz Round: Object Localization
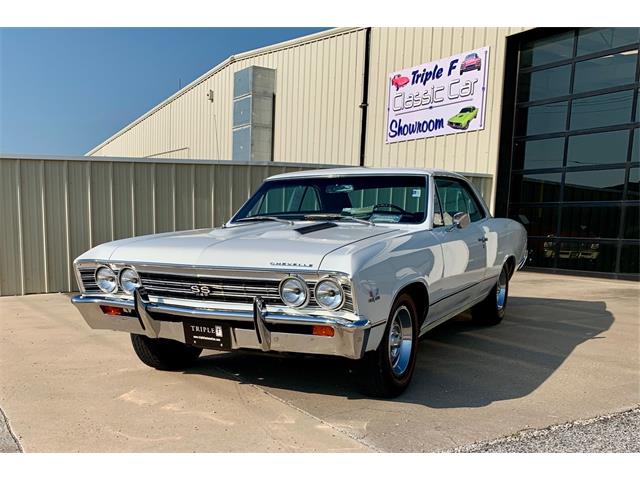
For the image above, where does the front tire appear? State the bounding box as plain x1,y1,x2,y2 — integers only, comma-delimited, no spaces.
471,263,509,326
130,334,202,370
356,293,419,398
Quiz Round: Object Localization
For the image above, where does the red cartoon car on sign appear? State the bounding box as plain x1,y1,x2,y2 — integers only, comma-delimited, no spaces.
391,74,410,90
460,52,481,74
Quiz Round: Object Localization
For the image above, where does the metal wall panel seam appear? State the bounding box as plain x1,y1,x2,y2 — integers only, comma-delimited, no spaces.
109,162,115,241
191,164,196,229
130,162,136,236
172,163,176,231
40,160,49,293
63,161,71,291
228,166,233,221
152,163,157,234
210,165,215,227
86,162,93,249
15,160,25,295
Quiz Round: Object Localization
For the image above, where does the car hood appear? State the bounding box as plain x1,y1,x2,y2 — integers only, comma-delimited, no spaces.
81,221,399,272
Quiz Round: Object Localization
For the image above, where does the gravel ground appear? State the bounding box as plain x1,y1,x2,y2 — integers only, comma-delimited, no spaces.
456,407,640,453
0,406,21,453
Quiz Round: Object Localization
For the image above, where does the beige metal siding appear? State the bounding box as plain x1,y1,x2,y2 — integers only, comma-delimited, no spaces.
364,27,528,207
0,155,325,296
89,29,367,166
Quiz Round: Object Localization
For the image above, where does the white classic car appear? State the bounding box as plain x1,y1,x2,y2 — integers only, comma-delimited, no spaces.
72,168,527,397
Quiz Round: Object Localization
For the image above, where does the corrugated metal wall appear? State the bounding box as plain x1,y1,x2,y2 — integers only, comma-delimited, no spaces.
86,27,531,210
364,27,527,208
89,28,367,165
0,155,321,296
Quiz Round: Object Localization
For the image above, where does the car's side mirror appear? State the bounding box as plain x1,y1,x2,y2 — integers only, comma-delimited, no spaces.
450,212,470,230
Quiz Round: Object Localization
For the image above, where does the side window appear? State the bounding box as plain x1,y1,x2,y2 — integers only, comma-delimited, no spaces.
433,187,446,227
434,178,485,223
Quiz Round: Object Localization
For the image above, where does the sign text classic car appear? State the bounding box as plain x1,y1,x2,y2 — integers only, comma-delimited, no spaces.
386,46,490,143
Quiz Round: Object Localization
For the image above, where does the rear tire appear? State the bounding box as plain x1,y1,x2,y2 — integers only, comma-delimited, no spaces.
471,263,509,326
130,334,202,370
356,293,419,398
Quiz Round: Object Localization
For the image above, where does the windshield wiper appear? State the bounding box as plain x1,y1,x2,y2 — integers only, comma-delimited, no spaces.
303,214,375,226
234,216,294,225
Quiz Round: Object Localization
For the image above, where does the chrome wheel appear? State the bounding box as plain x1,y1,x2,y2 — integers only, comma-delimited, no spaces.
496,268,508,311
388,305,413,377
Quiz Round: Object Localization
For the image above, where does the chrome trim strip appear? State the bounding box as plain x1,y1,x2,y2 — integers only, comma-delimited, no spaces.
71,294,369,330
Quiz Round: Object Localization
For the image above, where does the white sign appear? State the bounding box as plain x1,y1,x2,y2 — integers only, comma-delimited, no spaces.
386,46,490,143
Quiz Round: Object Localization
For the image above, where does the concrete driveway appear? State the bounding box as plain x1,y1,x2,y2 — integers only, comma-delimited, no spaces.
1,272,638,452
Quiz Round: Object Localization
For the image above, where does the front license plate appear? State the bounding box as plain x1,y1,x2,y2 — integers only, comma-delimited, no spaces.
183,319,232,350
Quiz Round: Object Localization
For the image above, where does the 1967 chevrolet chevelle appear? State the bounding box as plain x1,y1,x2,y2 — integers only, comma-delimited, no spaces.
72,168,527,397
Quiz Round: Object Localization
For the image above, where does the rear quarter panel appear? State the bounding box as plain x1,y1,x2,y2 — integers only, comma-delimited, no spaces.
480,218,527,280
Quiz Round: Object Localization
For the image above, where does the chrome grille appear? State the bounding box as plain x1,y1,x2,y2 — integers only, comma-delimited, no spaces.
78,267,100,293
138,272,283,304
138,271,354,311
76,264,354,312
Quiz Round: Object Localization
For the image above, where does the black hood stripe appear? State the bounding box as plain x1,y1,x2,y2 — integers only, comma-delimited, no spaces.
294,222,338,235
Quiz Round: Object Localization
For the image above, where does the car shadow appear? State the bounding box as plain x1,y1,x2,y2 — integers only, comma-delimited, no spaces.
182,296,614,408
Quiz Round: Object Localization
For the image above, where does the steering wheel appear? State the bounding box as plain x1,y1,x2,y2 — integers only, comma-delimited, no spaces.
371,203,411,215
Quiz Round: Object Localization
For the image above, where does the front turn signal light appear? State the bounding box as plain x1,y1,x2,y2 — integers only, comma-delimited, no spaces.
312,325,335,337
100,305,124,316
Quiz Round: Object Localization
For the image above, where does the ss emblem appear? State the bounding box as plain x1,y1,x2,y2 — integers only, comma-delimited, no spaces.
190,285,211,296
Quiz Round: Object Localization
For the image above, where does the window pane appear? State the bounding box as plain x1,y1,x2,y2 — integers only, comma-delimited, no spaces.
623,206,640,239
560,205,621,238
628,167,639,200
570,90,634,130
566,130,630,167
573,50,638,94
619,245,640,274
513,138,565,170
518,65,571,102
525,238,557,268
564,169,626,201
520,31,575,68
577,28,640,56
509,205,558,237
517,101,568,136
511,172,562,203
433,190,445,227
556,241,618,273
299,187,320,211
435,178,484,223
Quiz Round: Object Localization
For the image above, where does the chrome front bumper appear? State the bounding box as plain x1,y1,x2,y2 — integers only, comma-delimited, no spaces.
71,290,378,359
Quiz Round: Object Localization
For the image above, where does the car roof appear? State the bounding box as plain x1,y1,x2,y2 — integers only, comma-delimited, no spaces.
266,167,467,181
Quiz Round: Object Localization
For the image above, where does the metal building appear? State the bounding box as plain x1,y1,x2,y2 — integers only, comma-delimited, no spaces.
86,27,640,279
87,28,526,203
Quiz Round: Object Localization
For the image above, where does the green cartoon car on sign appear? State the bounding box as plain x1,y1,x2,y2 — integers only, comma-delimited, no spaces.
447,106,478,130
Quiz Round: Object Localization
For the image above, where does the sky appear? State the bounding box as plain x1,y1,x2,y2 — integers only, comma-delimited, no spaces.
0,27,328,156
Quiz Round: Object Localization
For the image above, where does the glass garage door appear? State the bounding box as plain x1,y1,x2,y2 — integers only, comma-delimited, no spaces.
507,28,640,277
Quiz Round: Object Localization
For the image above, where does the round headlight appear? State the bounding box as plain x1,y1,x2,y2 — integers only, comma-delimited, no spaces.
279,276,308,308
119,267,141,295
315,278,344,310
95,266,117,294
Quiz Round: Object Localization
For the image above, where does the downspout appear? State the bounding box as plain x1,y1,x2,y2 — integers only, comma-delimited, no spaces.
358,27,372,167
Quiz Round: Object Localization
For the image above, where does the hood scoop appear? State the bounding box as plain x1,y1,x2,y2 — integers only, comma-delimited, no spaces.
294,222,338,235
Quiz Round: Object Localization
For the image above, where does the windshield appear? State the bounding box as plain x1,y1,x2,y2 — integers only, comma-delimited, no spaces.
460,107,474,113
233,175,428,224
